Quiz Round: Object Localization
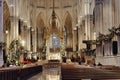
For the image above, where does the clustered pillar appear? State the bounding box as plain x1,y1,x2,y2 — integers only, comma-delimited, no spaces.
95,0,103,57
0,0,4,66
117,36,120,56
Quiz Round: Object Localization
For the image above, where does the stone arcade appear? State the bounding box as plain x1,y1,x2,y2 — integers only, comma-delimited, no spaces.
1,0,120,80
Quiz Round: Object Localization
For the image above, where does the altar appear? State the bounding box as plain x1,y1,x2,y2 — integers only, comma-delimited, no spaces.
45,34,62,61
43,0,64,62
47,52,61,60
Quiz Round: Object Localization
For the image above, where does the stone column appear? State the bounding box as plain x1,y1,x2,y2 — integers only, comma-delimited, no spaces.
10,17,19,41
95,0,103,36
78,26,81,50
21,26,31,51
96,44,103,56
117,36,120,55
102,0,113,56
20,25,26,49
73,28,77,51
84,0,91,40
90,15,94,40
95,0,104,64
114,0,120,27
0,0,3,66
95,0,103,57
104,40,112,56
117,36,120,66
95,43,104,64
25,28,31,51
32,28,37,52
85,15,90,40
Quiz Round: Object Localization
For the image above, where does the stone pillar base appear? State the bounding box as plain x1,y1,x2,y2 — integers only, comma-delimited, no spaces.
116,55,120,66
95,56,105,65
0,59,4,66
0,49,4,66
95,56,118,65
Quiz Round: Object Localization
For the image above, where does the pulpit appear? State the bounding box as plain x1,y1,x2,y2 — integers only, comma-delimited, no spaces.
82,40,96,65
82,40,96,55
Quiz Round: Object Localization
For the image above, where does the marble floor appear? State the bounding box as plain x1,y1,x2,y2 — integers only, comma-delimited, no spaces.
28,67,61,80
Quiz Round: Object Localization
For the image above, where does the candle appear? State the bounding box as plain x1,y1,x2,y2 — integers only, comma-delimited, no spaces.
94,32,96,40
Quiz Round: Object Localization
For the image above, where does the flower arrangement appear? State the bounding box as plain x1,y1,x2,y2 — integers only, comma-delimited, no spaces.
109,26,120,36
97,32,114,41
96,25,120,42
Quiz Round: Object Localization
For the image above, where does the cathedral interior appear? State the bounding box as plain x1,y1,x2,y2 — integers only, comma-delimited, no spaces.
0,0,120,80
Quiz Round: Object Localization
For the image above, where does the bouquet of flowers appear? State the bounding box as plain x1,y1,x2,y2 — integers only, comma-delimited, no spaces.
109,26,120,36
97,32,114,41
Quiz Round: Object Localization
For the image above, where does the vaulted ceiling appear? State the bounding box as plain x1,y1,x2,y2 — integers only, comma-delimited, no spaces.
30,0,78,9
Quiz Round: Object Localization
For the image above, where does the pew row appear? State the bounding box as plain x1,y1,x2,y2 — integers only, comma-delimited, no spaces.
0,65,42,80
61,64,120,80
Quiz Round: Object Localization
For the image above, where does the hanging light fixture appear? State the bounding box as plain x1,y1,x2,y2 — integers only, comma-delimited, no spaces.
45,0,63,40
51,0,63,39
51,0,58,33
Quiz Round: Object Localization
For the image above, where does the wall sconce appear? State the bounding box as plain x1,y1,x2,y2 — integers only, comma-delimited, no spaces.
94,32,96,40
5,30,8,34
21,40,25,46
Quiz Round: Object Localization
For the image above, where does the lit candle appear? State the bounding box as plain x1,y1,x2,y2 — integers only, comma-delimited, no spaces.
94,32,96,40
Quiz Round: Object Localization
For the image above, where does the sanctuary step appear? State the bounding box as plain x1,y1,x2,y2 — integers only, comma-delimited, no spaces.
43,60,61,68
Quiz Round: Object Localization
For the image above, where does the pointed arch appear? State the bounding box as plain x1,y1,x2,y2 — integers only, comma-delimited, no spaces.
64,12,72,33
63,11,72,27
48,12,61,30
64,11,73,50
3,0,11,56
36,12,45,51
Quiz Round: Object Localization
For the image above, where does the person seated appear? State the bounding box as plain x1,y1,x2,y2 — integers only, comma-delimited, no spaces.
97,62,102,66
93,63,96,66
77,57,81,65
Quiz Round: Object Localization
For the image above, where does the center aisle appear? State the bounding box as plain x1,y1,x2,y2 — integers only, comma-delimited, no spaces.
28,67,61,80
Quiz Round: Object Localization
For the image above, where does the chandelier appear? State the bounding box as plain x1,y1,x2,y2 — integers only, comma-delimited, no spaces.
45,0,63,39
50,0,58,34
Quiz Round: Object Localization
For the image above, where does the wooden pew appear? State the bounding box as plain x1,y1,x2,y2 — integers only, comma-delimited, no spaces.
0,65,42,80
61,64,120,80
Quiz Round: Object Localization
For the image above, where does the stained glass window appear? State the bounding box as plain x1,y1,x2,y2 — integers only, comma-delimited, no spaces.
52,34,60,48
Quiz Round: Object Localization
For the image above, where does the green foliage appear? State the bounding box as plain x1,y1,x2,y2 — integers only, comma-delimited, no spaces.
8,40,25,64
109,26,120,36
97,32,114,42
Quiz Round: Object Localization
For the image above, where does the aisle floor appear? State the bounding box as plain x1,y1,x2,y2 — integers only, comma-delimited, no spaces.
28,68,61,80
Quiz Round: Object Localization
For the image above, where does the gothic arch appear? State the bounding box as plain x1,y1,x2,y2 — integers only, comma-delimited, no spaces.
36,13,45,51
3,0,11,49
63,11,72,27
64,11,73,49
48,12,61,30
